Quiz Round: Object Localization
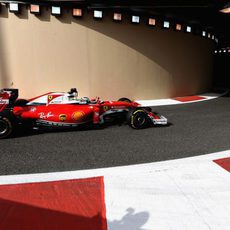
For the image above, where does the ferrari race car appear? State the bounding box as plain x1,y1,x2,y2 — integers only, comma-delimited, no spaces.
0,88,168,138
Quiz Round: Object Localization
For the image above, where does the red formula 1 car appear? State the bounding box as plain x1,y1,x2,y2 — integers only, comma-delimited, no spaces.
0,88,168,138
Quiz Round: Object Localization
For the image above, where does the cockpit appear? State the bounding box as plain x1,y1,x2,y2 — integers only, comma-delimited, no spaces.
27,88,99,106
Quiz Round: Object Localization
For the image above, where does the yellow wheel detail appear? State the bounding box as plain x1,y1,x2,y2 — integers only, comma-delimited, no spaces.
128,109,149,129
133,109,145,115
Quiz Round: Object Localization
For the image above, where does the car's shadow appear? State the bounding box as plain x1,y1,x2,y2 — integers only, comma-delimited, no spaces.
10,123,108,139
11,128,44,139
10,121,172,139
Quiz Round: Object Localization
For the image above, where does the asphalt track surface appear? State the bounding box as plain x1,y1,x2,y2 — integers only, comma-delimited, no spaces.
1,96,230,176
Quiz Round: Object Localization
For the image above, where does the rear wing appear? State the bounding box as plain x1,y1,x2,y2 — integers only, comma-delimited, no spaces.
0,89,18,112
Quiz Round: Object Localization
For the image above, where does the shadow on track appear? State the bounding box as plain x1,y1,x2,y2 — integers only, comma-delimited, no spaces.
9,121,171,139
108,208,150,230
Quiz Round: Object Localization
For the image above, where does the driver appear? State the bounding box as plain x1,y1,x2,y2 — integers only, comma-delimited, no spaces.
67,88,91,103
68,88,78,100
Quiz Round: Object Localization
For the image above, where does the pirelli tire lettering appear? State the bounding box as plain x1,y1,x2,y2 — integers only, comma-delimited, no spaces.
128,108,149,129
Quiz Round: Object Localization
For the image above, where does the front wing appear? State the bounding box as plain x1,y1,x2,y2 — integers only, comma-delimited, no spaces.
148,114,168,126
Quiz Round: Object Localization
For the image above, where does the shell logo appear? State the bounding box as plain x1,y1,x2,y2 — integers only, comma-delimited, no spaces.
72,111,85,122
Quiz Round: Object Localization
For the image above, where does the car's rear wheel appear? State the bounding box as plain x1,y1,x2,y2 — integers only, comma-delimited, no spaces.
0,117,13,139
118,97,132,103
128,109,149,129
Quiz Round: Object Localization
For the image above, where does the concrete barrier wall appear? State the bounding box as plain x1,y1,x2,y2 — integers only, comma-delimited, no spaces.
0,5,214,100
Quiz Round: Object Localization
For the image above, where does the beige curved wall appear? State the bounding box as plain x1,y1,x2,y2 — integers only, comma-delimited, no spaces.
0,5,214,100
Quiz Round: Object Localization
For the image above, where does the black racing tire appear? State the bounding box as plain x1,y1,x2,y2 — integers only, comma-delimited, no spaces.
118,97,132,103
0,117,13,139
128,109,149,129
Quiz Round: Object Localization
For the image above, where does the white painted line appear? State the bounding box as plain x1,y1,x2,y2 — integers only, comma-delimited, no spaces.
0,150,229,185
136,90,228,107
136,99,182,107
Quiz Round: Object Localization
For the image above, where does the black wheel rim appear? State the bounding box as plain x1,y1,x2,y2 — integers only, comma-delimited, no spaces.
0,120,8,135
134,113,146,127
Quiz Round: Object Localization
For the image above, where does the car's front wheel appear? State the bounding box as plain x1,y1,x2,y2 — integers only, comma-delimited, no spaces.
0,117,13,139
128,109,149,129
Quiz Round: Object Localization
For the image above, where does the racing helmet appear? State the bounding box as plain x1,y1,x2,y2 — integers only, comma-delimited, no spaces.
68,88,78,99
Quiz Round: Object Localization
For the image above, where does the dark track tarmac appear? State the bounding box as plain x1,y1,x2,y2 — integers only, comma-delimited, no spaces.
1,96,230,175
